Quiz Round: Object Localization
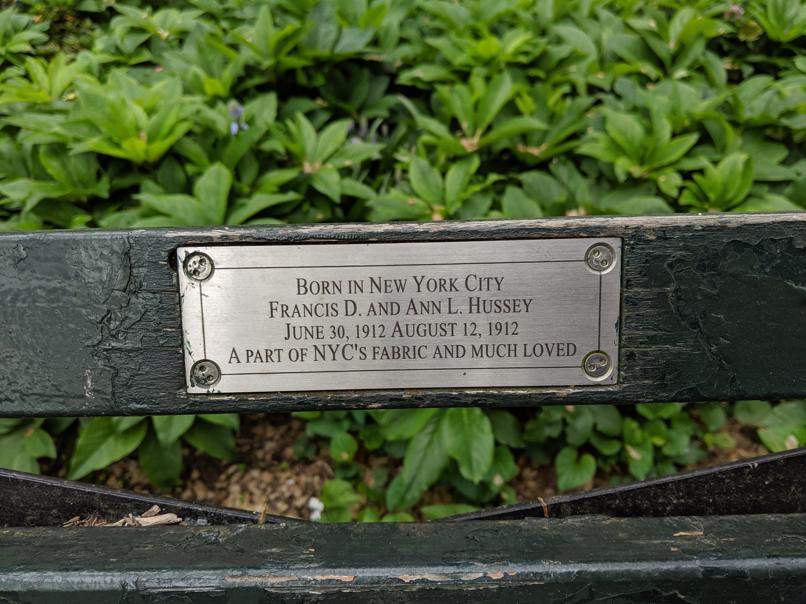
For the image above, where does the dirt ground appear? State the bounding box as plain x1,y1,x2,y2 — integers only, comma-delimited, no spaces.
98,414,768,520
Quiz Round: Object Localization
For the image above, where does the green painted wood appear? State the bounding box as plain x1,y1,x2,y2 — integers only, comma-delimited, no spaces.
1,213,805,416
1,515,804,601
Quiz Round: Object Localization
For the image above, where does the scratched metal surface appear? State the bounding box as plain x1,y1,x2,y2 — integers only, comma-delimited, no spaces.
177,239,621,393
1,214,805,415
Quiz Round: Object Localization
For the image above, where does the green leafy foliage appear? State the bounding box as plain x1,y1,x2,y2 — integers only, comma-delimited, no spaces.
1,0,803,232
0,419,56,473
736,400,806,452
308,400,793,520
63,414,239,487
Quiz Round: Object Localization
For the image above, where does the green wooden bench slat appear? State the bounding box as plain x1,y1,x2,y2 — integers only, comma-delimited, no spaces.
1,213,805,416
1,515,805,600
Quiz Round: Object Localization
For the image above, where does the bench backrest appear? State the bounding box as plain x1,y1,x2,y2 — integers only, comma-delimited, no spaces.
1,213,805,418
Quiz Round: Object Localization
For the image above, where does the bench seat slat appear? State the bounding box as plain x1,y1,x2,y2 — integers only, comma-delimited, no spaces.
2,515,805,600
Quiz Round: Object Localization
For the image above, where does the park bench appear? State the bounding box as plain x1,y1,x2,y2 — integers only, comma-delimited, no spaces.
1,212,805,601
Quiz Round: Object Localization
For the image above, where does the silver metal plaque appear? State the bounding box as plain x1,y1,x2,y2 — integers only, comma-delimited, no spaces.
178,239,621,394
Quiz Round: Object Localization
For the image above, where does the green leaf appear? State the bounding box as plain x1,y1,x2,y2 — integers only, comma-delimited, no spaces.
0,431,40,474
0,419,25,436
306,416,350,438
139,433,182,489
622,417,643,446
484,445,519,489
440,408,494,483
733,194,804,213
564,406,595,446
330,431,358,462
520,170,569,211
502,186,542,218
199,414,240,430
698,404,727,431
444,155,479,211
706,431,737,450
409,157,443,205
480,116,546,147
193,162,232,224
661,430,691,457
488,410,524,447
625,440,654,480
476,72,514,132
329,142,384,168
554,23,597,59
604,111,645,161
555,446,596,491
295,112,318,160
152,415,195,445
367,193,429,222
136,193,207,226
320,478,363,511
23,427,56,459
314,119,350,163
68,418,148,480
183,421,236,461
111,416,145,432
310,166,342,202
719,153,754,206
636,403,684,420
734,401,772,427
763,401,806,427
646,133,699,169
386,412,449,511
591,405,623,437
228,192,298,225
421,503,478,520
374,408,438,441
356,507,382,522
758,425,805,452
590,432,621,456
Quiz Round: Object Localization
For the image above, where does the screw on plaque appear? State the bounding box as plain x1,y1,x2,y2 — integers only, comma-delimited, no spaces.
583,351,611,379
183,252,214,282
190,360,221,388
585,243,615,272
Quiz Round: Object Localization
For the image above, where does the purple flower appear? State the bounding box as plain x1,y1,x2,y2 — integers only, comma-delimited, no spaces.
229,103,245,120
228,101,247,136
724,3,744,19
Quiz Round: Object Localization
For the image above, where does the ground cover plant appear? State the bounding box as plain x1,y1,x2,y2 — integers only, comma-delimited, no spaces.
0,0,804,520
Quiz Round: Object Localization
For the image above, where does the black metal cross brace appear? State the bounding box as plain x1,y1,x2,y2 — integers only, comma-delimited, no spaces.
2,448,803,528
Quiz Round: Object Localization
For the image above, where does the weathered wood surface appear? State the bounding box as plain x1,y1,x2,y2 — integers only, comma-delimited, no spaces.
1,515,805,601
1,213,805,416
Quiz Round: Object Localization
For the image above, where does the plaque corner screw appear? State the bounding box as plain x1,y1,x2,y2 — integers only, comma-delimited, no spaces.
184,251,214,282
583,351,611,379
585,243,615,272
190,359,221,388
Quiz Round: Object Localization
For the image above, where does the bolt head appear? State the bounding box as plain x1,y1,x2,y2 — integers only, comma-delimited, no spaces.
583,351,611,379
190,360,221,388
585,243,616,273
184,252,214,282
